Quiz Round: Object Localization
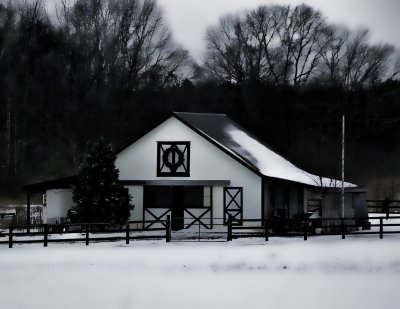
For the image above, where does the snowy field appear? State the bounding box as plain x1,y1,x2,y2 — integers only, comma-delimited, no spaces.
1,235,400,309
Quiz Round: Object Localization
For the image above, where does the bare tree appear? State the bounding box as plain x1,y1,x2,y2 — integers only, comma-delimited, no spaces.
204,4,326,86
58,0,112,88
388,51,400,81
0,3,16,172
342,29,394,88
204,14,253,84
246,5,286,84
278,4,326,86
318,25,350,86
58,0,189,91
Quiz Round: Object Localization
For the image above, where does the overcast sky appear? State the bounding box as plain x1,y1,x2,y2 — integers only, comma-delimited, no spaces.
157,0,400,62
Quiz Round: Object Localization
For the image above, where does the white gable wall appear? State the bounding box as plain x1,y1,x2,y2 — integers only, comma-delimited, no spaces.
116,117,262,222
44,189,73,224
128,185,143,224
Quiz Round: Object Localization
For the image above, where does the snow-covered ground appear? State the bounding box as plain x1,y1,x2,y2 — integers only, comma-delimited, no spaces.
1,235,400,309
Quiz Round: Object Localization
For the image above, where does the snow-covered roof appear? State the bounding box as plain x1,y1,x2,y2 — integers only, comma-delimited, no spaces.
174,112,356,188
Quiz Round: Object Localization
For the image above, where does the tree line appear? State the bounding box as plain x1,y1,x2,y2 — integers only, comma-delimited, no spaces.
204,4,399,87
0,0,191,195
0,0,400,200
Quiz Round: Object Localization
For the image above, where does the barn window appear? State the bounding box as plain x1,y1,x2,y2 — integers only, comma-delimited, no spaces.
183,186,212,208
157,142,190,177
203,186,211,207
144,186,211,209
144,186,173,208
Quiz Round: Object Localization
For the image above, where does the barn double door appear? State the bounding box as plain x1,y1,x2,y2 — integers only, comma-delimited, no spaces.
143,185,211,231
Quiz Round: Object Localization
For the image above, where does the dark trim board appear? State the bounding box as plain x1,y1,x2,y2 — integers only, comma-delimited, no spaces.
184,208,212,229
223,187,243,225
157,141,191,177
23,176,78,192
122,180,230,186
143,208,171,229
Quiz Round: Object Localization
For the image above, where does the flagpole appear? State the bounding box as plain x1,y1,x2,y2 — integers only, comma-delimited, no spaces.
342,114,345,218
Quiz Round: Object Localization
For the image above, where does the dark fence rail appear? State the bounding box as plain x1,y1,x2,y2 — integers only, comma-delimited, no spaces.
227,215,400,241
3,215,400,247
308,199,400,217
366,200,400,217
3,216,172,248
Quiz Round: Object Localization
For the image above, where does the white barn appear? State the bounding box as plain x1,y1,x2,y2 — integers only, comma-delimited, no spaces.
25,112,364,230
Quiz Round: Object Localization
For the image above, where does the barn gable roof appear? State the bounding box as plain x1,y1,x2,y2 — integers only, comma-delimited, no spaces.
173,112,356,188
25,112,356,191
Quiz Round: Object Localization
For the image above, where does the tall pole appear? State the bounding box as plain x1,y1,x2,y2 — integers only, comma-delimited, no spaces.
341,115,345,218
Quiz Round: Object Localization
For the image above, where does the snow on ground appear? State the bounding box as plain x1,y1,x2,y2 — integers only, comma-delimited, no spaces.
1,235,400,309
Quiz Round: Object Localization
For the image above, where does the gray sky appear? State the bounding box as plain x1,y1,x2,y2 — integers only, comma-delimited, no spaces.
157,0,400,62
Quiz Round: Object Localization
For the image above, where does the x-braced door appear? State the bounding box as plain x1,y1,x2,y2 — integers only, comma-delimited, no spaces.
224,187,243,225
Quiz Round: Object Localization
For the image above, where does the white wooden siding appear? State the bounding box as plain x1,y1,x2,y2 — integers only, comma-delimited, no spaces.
116,117,262,222
44,189,73,223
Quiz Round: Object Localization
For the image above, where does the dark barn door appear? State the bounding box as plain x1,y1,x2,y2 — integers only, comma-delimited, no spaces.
224,187,243,225
171,186,184,230
144,185,209,231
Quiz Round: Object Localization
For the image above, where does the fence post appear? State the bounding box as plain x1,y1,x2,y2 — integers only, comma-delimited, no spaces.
8,226,13,248
86,223,89,246
126,224,130,245
198,218,201,242
44,224,48,247
341,218,345,239
380,218,383,239
166,215,171,243
303,219,308,241
386,205,389,220
227,215,232,241
264,219,269,242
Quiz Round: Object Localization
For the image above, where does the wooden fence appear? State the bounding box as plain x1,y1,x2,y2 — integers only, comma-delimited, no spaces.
308,199,400,219
227,215,400,241
3,215,400,247
2,216,171,248
366,200,400,217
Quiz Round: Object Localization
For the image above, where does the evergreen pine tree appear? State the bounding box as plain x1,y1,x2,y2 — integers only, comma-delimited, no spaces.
68,138,133,223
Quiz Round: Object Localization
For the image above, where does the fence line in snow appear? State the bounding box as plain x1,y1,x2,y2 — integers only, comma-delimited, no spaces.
4,217,171,248
3,215,400,247
227,215,400,241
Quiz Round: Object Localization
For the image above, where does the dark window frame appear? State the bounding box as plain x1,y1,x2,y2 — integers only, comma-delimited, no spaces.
223,187,243,225
157,141,190,177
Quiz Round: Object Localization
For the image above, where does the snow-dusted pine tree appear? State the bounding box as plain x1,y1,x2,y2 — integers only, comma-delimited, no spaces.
68,138,133,223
